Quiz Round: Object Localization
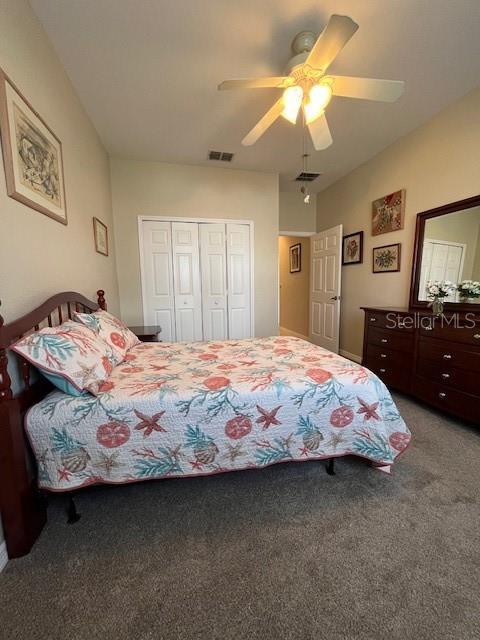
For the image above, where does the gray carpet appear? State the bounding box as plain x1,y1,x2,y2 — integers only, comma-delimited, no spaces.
0,394,479,640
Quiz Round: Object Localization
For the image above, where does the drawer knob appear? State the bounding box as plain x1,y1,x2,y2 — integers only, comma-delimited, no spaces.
380,353,387,359
379,368,386,373
370,317,376,322
381,338,388,344
441,373,450,379
438,392,447,399
443,354,452,360
474,334,480,340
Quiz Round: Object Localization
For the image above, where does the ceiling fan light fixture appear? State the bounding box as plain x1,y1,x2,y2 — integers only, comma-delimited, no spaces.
304,83,333,124
281,85,303,124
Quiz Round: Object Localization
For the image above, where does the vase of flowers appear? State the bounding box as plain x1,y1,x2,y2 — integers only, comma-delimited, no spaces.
457,280,480,303
425,280,455,316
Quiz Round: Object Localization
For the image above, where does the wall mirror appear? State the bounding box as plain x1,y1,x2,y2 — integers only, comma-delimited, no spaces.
410,195,480,310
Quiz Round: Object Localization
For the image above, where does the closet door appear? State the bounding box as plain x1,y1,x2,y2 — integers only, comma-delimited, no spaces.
141,220,176,341
226,224,252,339
200,223,228,340
171,222,203,341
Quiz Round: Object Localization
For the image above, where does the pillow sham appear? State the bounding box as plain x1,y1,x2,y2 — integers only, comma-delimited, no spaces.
39,371,86,397
73,309,140,358
11,320,118,395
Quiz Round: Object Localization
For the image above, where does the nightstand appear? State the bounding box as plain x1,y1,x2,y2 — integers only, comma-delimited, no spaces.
128,326,162,342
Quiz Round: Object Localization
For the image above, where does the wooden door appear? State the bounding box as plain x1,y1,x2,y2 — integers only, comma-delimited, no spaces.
200,223,228,340
140,220,176,341
171,222,203,341
309,225,342,352
226,223,252,339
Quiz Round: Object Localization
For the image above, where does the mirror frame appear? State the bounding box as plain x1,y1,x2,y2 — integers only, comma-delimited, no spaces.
409,194,480,311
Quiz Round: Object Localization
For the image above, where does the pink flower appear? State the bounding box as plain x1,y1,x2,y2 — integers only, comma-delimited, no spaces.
225,415,252,440
330,406,354,428
198,352,218,361
204,376,230,391
306,368,332,385
389,432,410,452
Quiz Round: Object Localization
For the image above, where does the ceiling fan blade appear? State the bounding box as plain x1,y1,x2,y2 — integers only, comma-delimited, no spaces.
242,98,284,146
306,14,359,72
330,75,404,102
218,77,289,90
308,113,333,151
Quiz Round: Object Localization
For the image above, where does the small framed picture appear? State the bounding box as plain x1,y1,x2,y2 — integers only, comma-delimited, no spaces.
373,243,401,273
372,189,405,236
0,68,67,224
93,217,108,256
289,243,301,273
342,231,363,265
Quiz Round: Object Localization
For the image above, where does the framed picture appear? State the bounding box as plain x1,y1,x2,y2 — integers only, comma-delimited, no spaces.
372,189,405,235
342,231,363,265
93,217,108,256
373,243,401,273
289,243,301,273
0,68,67,224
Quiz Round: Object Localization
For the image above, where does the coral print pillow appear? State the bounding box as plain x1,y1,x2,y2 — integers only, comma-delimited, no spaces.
73,310,140,359
11,320,118,395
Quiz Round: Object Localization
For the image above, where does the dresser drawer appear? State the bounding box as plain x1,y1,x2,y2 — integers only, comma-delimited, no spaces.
418,337,480,372
366,360,411,393
366,344,412,368
413,377,479,424
366,311,414,332
420,322,480,346
416,360,478,396
368,327,414,352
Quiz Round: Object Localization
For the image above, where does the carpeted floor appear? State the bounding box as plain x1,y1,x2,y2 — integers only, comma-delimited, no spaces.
0,394,479,640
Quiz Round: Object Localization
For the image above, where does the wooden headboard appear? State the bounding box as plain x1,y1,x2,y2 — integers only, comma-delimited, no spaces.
0,289,107,558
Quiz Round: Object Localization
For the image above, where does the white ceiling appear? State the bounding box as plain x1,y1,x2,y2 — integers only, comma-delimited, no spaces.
30,0,480,192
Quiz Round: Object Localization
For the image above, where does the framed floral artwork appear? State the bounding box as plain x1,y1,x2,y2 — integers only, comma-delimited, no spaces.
93,217,108,256
0,68,67,224
373,243,401,273
342,231,363,265
372,189,405,235
289,243,301,273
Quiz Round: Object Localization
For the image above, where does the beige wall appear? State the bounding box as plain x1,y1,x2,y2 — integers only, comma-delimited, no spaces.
110,158,279,337
279,191,316,233
316,87,480,359
0,0,120,549
279,236,310,338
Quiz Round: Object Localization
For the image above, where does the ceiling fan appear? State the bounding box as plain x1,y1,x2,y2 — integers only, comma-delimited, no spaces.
218,14,405,151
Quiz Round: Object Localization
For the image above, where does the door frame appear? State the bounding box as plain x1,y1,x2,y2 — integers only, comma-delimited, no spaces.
309,224,343,353
138,216,255,338
278,231,315,335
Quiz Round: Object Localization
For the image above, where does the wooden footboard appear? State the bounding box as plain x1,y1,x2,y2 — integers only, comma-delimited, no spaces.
0,290,106,558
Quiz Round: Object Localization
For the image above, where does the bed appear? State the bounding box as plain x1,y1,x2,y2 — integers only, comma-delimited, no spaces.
26,336,410,492
0,290,410,557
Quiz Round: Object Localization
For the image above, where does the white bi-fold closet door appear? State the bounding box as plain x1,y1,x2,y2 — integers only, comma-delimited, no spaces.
140,219,252,342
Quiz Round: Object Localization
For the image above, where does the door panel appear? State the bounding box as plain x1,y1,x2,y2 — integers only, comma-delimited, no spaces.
141,220,176,341
172,222,203,341
226,224,251,339
200,223,228,340
309,225,342,353
141,220,253,343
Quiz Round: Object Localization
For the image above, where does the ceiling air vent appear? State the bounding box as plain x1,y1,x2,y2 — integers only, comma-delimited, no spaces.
295,172,321,182
208,150,234,162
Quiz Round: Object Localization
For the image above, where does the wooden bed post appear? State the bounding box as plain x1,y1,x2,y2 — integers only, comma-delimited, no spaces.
0,300,47,558
0,290,104,558
0,301,13,402
97,290,107,311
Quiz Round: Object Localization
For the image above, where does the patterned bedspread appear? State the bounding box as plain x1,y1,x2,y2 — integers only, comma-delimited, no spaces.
25,337,411,491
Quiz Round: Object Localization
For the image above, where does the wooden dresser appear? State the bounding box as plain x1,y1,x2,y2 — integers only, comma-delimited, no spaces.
362,307,480,424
